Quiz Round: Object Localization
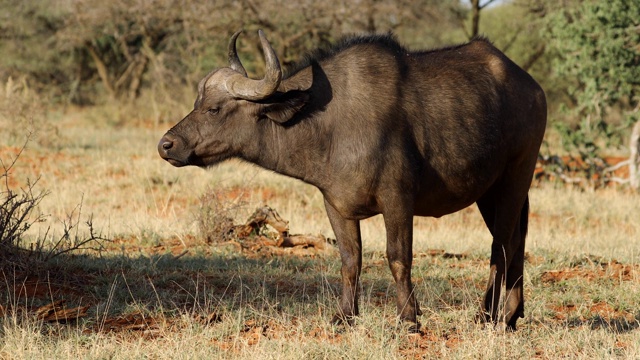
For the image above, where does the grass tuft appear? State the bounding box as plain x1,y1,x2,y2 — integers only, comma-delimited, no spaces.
196,187,248,244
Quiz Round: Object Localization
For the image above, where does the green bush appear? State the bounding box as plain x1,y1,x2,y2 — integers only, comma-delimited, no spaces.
546,0,640,157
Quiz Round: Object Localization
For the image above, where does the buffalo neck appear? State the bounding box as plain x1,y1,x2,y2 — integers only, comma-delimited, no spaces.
240,64,332,188
237,116,329,188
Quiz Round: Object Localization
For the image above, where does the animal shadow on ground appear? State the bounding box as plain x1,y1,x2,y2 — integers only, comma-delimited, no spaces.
0,241,481,335
566,315,640,333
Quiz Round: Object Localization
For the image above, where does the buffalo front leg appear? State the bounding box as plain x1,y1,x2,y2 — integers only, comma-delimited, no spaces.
324,199,362,325
383,210,421,330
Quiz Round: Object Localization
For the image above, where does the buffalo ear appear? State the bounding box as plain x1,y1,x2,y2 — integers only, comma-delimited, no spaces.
259,91,309,124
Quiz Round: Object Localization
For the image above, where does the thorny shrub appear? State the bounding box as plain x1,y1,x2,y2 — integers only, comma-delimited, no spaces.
0,141,107,272
0,145,48,255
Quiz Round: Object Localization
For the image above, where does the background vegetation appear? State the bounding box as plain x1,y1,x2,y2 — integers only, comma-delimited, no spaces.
2,0,638,159
1,0,639,358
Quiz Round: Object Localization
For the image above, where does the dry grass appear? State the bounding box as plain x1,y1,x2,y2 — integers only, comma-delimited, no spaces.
1,105,639,359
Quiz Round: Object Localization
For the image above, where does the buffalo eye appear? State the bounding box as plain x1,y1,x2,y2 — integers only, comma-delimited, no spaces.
207,108,220,115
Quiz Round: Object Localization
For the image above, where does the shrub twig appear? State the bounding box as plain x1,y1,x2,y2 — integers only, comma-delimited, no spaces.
0,139,108,272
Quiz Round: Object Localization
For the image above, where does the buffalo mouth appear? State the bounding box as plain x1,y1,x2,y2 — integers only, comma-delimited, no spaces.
160,152,208,168
162,157,188,167
158,135,227,168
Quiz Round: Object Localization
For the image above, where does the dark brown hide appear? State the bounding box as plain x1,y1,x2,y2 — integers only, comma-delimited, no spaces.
158,31,547,331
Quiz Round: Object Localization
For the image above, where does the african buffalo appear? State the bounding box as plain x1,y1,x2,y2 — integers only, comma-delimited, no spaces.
158,30,547,331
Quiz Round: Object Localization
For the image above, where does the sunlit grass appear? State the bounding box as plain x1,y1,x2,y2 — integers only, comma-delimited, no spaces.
1,110,639,359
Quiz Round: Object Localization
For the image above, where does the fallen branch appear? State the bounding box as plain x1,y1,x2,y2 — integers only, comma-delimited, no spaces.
603,159,631,174
556,172,585,184
281,234,334,252
536,153,635,190
607,177,629,185
34,299,90,323
225,206,336,257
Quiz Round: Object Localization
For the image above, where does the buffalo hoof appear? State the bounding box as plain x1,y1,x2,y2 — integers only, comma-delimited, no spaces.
330,313,356,327
405,321,421,334
475,310,492,324
475,310,520,332
395,317,421,334
494,321,518,333
506,316,519,332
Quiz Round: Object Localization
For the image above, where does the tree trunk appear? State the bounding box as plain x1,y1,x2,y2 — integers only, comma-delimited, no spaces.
467,0,498,39
470,0,480,38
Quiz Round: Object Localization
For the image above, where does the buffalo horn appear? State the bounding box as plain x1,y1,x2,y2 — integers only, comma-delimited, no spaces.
224,30,282,101
228,30,247,77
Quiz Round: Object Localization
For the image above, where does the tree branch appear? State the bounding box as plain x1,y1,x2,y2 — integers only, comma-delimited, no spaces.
521,43,546,71
501,25,524,53
479,0,498,10
86,43,116,99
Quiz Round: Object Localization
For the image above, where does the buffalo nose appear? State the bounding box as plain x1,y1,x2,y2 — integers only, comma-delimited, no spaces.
161,139,173,150
158,135,174,157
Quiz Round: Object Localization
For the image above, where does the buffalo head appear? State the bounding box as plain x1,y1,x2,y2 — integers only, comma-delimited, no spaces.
158,30,306,167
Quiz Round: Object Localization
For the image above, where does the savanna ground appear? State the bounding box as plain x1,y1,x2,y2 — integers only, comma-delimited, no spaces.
1,107,639,359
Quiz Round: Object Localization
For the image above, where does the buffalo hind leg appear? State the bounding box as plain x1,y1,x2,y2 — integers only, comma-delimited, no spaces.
476,193,528,330
324,199,362,325
504,197,529,330
383,207,421,332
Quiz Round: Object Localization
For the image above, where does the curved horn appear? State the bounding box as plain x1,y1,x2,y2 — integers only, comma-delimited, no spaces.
224,30,282,101
228,30,247,77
